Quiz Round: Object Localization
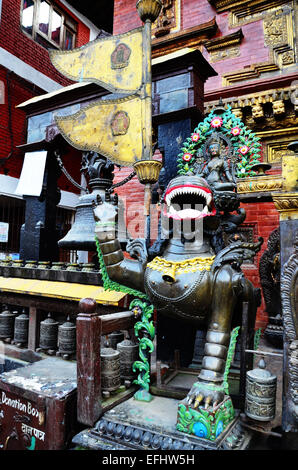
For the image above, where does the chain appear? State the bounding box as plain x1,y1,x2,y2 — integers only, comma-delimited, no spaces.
107,171,136,193
54,151,89,193
55,151,136,194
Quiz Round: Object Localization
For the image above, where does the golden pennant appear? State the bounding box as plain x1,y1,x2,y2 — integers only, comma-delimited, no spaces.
49,28,144,94
55,94,144,166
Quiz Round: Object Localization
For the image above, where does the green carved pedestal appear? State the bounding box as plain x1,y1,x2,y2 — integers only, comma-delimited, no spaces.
177,396,235,440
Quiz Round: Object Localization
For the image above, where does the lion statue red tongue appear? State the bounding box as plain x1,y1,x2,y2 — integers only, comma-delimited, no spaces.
163,176,216,221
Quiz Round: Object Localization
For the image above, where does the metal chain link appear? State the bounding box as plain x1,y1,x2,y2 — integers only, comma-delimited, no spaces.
55,151,136,194
54,151,89,193
107,170,136,193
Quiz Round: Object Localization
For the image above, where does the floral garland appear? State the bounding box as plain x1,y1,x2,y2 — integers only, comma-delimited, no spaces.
177,104,262,178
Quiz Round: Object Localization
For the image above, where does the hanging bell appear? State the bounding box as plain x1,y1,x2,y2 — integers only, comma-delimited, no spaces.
39,313,59,353
58,178,113,252
58,153,117,251
58,315,76,358
245,358,277,422
117,339,139,382
0,305,16,341
13,309,29,346
100,347,121,394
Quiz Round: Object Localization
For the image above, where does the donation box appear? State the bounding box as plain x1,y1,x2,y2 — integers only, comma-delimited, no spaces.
0,357,77,450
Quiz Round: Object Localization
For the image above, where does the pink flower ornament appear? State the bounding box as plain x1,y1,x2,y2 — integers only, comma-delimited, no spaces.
210,117,223,128
191,132,200,142
182,153,192,162
239,145,249,155
231,126,241,136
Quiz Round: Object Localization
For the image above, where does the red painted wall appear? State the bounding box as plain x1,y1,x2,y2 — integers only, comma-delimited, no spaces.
113,0,270,94
241,201,280,330
0,0,92,178
0,66,37,178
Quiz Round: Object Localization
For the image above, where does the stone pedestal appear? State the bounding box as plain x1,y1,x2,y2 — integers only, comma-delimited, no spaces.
72,396,252,450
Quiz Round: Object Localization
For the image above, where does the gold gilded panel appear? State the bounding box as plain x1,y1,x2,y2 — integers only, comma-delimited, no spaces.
49,28,144,94
55,95,145,167
267,141,297,163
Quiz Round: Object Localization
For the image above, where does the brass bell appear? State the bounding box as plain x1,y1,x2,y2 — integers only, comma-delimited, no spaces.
0,305,16,341
245,358,277,422
57,315,76,359
58,152,115,251
100,347,121,395
13,309,29,346
38,313,59,354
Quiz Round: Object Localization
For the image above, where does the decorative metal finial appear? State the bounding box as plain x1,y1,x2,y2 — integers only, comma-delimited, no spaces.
136,0,162,23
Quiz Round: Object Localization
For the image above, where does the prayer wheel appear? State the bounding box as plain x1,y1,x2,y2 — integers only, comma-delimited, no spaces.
51,262,66,270
0,305,16,340
58,315,76,357
117,339,139,382
39,313,59,352
13,309,29,345
108,331,125,350
245,358,277,422
24,260,37,268
66,263,80,271
37,261,51,269
100,348,121,393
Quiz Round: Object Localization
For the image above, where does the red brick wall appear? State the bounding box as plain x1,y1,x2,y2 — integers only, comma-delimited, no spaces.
0,0,92,178
113,0,270,93
240,200,280,331
0,0,74,88
113,0,141,34
0,66,37,178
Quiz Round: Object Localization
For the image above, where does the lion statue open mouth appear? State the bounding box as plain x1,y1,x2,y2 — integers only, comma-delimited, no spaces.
93,107,263,435
163,175,216,221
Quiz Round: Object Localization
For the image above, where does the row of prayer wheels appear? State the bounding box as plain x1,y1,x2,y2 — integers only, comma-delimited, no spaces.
0,305,76,359
36,313,76,359
100,331,139,397
0,305,29,347
0,305,139,396
0,259,96,271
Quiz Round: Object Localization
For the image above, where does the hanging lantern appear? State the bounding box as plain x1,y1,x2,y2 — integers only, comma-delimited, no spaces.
13,309,29,346
39,313,59,353
100,348,121,394
117,339,139,383
58,315,76,358
245,358,277,422
0,305,16,341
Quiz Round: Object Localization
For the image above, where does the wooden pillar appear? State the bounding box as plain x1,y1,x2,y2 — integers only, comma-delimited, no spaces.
28,306,41,351
76,298,102,426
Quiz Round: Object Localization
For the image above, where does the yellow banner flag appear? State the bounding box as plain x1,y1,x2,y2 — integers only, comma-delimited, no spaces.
49,28,144,94
55,95,144,166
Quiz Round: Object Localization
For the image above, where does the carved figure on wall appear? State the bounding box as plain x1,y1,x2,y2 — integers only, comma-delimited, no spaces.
93,103,262,440
259,227,283,348
154,0,176,37
281,234,298,430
